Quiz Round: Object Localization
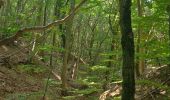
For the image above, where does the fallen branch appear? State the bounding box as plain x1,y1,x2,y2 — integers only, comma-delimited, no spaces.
99,85,120,100
140,77,170,99
0,0,87,46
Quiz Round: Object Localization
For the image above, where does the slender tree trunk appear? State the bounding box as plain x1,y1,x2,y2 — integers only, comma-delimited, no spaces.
87,17,98,64
135,0,141,77
71,16,83,79
119,0,135,99
29,0,43,62
0,0,4,9
169,8,170,41
61,0,75,93
39,0,48,58
136,0,145,77
16,0,22,25
1,0,11,36
104,15,116,86
167,5,170,68
54,0,68,91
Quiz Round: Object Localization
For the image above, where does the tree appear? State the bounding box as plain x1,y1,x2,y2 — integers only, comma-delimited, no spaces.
119,0,135,99
61,0,75,95
167,5,170,68
135,0,145,77
0,0,4,9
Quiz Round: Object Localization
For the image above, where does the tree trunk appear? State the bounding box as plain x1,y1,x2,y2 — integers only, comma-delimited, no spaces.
136,0,145,77
16,0,23,25
39,0,48,58
29,0,44,62
0,0,4,9
61,0,75,93
119,0,135,99
167,5,170,68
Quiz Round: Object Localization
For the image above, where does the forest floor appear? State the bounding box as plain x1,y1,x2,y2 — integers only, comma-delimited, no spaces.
0,65,44,99
0,44,62,100
0,64,100,100
0,62,170,100
0,65,77,100
0,44,170,100
0,45,99,100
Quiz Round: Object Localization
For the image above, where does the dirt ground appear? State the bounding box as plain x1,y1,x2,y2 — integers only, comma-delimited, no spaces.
0,66,44,99
0,45,170,100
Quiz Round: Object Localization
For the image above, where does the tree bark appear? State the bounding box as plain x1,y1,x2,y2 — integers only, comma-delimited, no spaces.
0,0,4,9
119,0,135,99
61,0,75,92
167,5,170,68
136,0,145,77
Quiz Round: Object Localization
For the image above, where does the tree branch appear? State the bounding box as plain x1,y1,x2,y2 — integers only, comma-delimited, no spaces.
0,0,87,46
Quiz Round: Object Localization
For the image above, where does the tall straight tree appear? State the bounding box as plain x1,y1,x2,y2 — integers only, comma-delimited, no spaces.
61,0,75,93
119,0,135,99
167,5,170,68
136,0,145,76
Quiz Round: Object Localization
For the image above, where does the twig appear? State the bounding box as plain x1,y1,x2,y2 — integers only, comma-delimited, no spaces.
140,77,170,99
148,91,156,100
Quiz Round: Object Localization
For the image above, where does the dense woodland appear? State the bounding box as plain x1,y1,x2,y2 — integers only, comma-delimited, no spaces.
0,0,170,100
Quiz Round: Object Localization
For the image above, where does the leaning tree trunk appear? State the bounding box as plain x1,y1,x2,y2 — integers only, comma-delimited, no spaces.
119,0,135,100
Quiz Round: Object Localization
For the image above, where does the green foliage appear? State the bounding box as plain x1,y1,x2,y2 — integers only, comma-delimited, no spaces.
91,65,109,72
5,92,44,100
62,87,101,100
73,88,101,95
137,79,170,92
40,44,65,52
44,78,62,87
0,25,19,39
17,64,47,73
62,96,78,100
1,0,170,99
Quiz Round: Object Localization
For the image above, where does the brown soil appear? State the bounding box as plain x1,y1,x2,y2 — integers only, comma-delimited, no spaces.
0,66,43,99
